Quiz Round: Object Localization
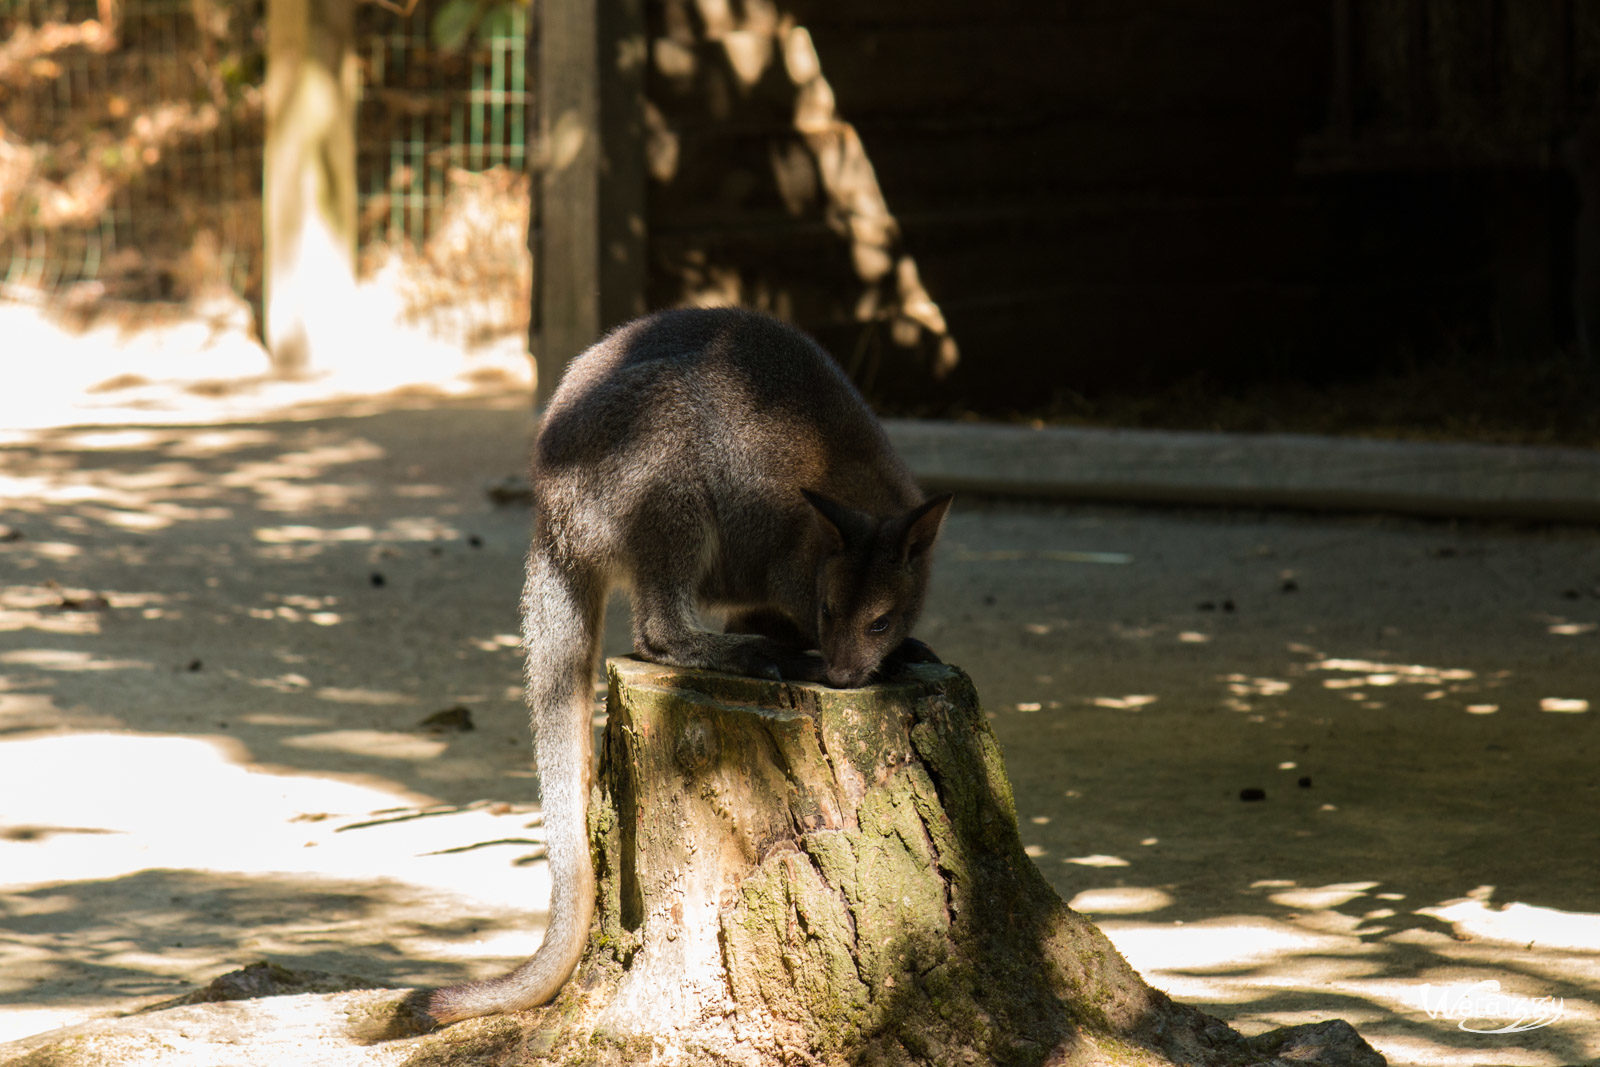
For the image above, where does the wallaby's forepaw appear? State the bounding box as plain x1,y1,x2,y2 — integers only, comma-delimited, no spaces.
878,637,941,680
777,651,830,685
744,653,785,682
747,647,829,685
724,641,826,685
893,637,942,665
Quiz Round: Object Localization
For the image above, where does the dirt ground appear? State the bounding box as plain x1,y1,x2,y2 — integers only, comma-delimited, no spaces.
1,328,1597,1066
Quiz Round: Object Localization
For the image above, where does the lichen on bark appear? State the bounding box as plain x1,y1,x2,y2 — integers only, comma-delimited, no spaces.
447,657,1382,1067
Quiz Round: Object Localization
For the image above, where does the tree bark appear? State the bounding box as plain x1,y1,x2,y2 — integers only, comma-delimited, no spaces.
533,0,648,405
478,657,1386,1067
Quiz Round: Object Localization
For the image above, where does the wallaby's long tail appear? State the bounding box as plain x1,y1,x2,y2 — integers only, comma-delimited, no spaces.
426,543,602,1024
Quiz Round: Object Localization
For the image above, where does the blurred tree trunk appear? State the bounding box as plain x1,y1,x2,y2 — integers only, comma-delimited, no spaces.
263,0,359,379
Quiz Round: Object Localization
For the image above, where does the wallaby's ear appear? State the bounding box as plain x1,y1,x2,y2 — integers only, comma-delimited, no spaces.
801,489,851,551
900,493,953,563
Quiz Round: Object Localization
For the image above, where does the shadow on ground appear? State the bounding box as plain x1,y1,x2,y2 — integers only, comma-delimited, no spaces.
1,394,1596,1064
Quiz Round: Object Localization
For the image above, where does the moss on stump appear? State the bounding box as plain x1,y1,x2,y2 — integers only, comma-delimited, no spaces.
482,658,1385,1067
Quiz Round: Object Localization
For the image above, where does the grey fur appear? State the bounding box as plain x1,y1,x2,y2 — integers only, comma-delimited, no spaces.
426,307,951,1023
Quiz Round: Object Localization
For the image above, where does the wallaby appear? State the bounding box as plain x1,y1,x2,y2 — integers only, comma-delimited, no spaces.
426,307,952,1024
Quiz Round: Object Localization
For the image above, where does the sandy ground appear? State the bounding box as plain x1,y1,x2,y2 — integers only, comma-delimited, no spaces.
1,318,1597,1066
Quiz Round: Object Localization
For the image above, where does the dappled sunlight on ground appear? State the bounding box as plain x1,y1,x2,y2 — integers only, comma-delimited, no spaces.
923,504,1598,1065
1,358,1595,1063
1083,885,1600,1067
0,731,555,1042
0,289,532,435
1418,893,1600,953
0,382,571,1042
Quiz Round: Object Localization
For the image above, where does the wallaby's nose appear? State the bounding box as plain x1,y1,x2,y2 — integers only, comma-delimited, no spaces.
826,664,871,689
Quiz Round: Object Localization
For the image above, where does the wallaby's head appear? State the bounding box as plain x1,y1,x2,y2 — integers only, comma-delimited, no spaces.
802,490,954,688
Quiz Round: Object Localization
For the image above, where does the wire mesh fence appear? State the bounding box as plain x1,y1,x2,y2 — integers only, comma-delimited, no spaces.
0,0,533,346
0,0,264,298
354,0,534,351
361,1,530,246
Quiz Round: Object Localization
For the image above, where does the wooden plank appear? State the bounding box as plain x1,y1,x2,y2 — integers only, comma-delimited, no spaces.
648,194,1352,293
786,0,1298,30
599,0,648,331
537,0,600,405
644,112,1315,220
847,115,1309,199
898,199,1355,288
782,17,1324,118
924,271,1493,403
537,0,648,403
642,14,1323,123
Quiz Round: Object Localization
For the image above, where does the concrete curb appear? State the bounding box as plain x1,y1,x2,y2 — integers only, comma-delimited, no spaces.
884,420,1600,524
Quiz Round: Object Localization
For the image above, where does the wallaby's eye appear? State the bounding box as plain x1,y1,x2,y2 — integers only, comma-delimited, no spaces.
868,614,892,635
821,603,834,623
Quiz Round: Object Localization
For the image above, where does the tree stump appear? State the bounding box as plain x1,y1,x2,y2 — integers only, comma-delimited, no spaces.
451,657,1385,1067
0,659,1385,1066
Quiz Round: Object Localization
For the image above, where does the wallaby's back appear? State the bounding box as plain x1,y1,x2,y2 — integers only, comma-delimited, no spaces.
535,307,923,533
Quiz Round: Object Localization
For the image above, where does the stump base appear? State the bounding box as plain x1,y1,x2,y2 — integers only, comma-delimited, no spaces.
478,658,1386,1067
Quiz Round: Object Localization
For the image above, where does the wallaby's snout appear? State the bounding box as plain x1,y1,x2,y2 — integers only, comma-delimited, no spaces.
825,661,875,689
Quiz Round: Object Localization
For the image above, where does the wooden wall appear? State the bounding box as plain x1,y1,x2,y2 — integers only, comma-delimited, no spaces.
610,0,1598,412
785,0,1334,406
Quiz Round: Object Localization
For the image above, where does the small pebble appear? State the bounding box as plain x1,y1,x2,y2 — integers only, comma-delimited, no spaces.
485,476,534,506
1239,787,1266,802
419,705,476,734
